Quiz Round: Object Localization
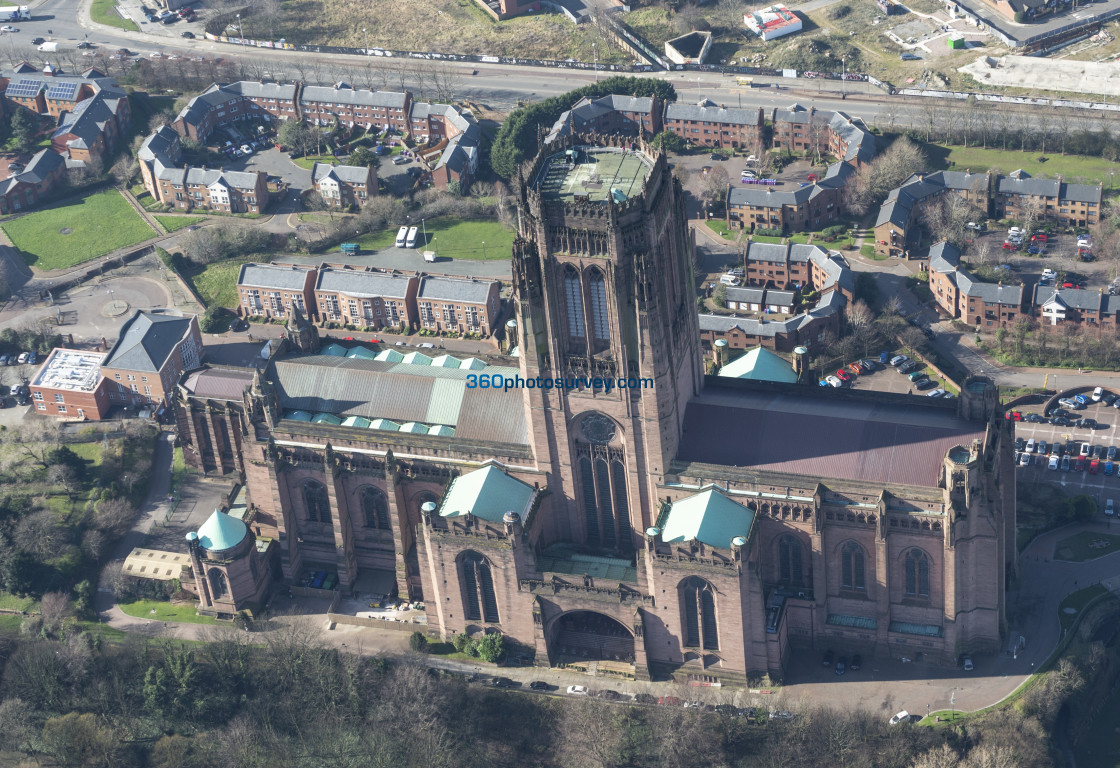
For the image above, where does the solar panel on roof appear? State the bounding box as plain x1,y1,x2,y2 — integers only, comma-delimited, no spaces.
46,82,77,100
7,79,44,98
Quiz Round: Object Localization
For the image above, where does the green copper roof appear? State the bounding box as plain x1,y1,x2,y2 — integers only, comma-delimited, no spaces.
369,418,400,431
197,509,248,551
459,357,486,370
374,349,405,363
286,410,313,421
322,343,348,357
402,352,432,366
398,422,428,434
440,465,536,523
431,354,462,368
311,413,343,425
342,415,371,428
661,489,756,549
718,346,797,383
428,424,455,436
346,346,377,360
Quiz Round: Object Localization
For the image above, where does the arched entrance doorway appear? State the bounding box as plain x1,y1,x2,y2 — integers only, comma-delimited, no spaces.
549,611,635,667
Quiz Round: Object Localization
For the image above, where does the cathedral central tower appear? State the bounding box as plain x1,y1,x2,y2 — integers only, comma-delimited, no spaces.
511,133,702,553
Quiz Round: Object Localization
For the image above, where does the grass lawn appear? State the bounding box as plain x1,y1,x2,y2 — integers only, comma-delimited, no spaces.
704,220,736,240
0,592,36,613
154,215,207,233
89,0,140,31
926,144,1119,186
186,257,252,310
748,234,784,244
861,243,889,260
1053,532,1120,563
1058,585,1109,632
338,218,515,261
2,189,155,270
291,154,340,171
119,600,218,625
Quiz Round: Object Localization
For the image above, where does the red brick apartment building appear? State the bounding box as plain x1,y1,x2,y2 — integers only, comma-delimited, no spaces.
236,263,316,319
311,162,376,207
29,348,111,420
662,101,763,149
0,149,66,214
314,266,418,330
416,275,501,336
100,311,203,409
154,166,269,214
546,94,662,141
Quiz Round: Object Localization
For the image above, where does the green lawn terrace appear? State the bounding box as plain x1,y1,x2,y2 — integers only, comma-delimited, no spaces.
533,146,652,204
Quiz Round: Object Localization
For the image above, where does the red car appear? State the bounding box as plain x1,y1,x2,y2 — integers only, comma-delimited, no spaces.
1005,411,1023,421
1002,242,1017,250
848,362,862,374
835,369,851,382
1062,282,1080,289
1032,233,1048,242
1090,459,1101,474
658,696,682,706
1075,456,1087,472
807,174,819,182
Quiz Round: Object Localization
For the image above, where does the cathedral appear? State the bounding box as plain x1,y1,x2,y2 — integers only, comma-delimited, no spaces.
177,133,1015,682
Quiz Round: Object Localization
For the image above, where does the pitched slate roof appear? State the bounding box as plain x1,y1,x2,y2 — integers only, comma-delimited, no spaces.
315,268,414,298
138,124,180,163
728,183,815,207
956,272,1022,306
661,488,756,549
103,311,195,373
311,162,371,185
416,275,494,303
237,263,313,291
439,465,536,523
301,84,407,109
725,286,766,304
0,148,64,195
1035,285,1103,311
665,99,761,126
52,91,123,150
927,241,961,274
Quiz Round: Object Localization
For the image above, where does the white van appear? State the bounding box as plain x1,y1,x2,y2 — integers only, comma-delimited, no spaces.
719,273,741,286
405,226,419,248
395,226,408,247
423,250,436,263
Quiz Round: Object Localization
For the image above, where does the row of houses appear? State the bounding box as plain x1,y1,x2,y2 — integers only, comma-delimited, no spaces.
0,64,131,214
874,169,1102,258
168,81,479,190
28,310,203,421
928,241,1120,333
235,262,502,336
698,241,854,353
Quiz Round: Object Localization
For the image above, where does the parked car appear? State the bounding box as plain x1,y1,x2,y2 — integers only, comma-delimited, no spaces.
181,30,195,38
889,711,911,725
658,696,682,706
1025,413,1045,423
1075,456,1087,472
769,710,795,720
1106,462,1116,477
889,355,908,367
915,378,937,390
835,657,847,676
1104,392,1118,406
1091,459,1102,474
962,655,974,671
1025,439,1036,454
566,685,589,696
1038,440,1048,455
927,388,946,397
835,369,851,382
899,361,922,374
1048,454,1059,471
634,693,657,704
1081,443,1092,457
529,680,551,690
848,362,863,374
490,677,515,688
708,153,723,161
1006,410,1023,421
822,649,835,666
826,376,843,388
1061,455,1071,472
850,654,862,671
1019,452,1031,467
908,370,927,383
16,352,28,364
1107,499,1116,516
1093,387,1104,402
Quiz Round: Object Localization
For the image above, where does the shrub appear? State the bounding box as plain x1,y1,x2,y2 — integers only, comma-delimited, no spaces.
409,631,430,653
452,632,472,653
475,632,506,663
199,308,227,334
754,227,784,238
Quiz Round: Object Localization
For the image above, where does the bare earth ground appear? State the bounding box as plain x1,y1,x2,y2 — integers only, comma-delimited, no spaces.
239,0,630,62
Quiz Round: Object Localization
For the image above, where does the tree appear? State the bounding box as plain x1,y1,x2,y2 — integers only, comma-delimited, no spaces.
278,119,311,155
39,590,70,635
701,166,729,205
40,712,122,768
347,146,380,169
199,307,227,334
181,227,225,265
475,632,505,663
11,108,38,152
653,130,685,153
0,549,37,596
0,698,38,760
94,496,136,537
408,631,429,653
854,272,880,306
844,137,926,216
712,282,727,308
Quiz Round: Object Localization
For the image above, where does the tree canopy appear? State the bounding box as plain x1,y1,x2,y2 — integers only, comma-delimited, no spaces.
490,77,677,180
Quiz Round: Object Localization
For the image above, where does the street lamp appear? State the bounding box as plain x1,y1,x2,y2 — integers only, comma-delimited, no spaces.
236,12,244,39
841,57,847,99
481,240,486,259
363,27,369,55
592,42,597,83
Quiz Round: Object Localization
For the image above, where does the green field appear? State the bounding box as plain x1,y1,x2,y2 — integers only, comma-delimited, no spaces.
2,189,155,270
89,0,140,31
188,258,252,309
1058,585,1109,632
705,220,737,240
0,592,36,613
154,215,207,233
336,217,515,261
927,144,1119,187
119,600,217,625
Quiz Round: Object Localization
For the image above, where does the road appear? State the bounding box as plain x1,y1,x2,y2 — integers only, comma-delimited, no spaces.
3,0,1110,130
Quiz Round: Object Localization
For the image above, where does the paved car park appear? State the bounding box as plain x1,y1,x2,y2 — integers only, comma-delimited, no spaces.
1009,391,1120,509
973,229,1108,292
834,354,955,398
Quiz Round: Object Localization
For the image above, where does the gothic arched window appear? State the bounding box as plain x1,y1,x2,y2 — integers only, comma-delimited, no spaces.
563,266,585,339
778,535,804,585
905,549,930,597
359,486,390,529
460,551,499,624
841,541,865,591
208,568,228,599
303,480,331,523
681,577,718,650
588,269,610,342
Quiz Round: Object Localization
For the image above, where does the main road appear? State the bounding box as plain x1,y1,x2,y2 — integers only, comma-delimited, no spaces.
8,0,1114,132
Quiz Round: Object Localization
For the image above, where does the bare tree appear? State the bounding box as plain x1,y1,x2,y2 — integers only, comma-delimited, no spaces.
910,743,962,768
14,509,66,559
94,496,137,537
555,699,628,768
39,591,70,635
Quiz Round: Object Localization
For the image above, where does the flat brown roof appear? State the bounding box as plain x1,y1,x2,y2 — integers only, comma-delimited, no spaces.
677,387,985,489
